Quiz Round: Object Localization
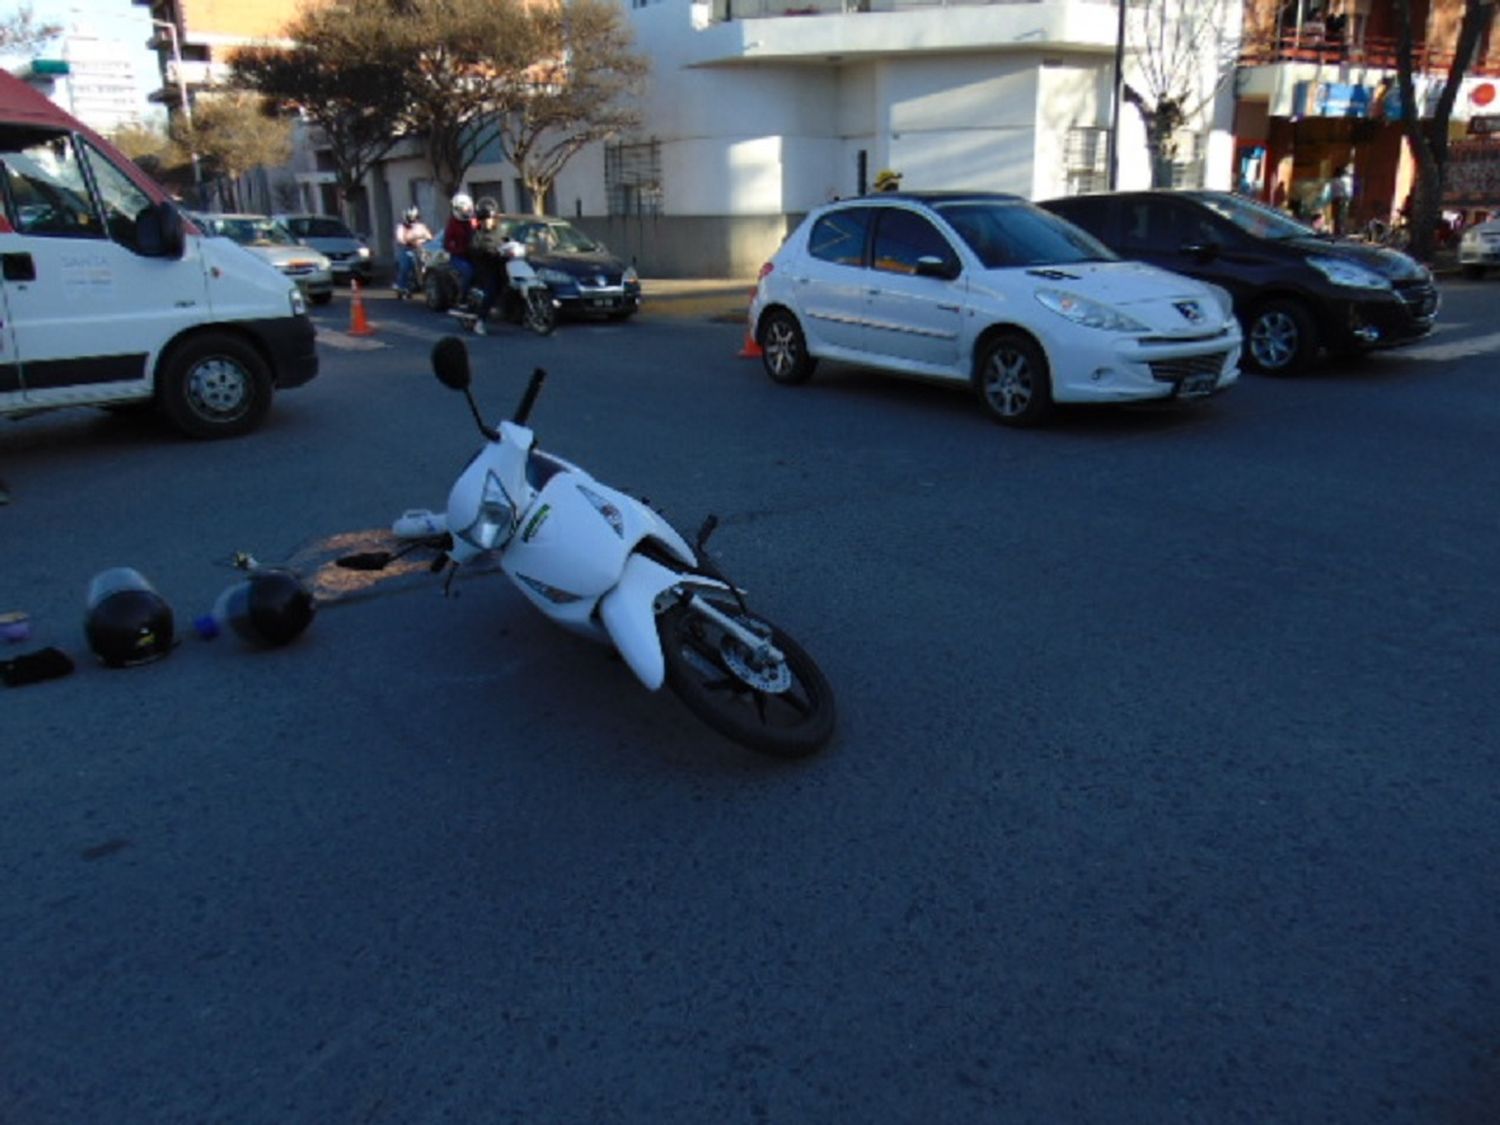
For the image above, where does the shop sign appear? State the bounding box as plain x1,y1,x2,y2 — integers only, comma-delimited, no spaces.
1293,81,1371,118
1468,114,1500,136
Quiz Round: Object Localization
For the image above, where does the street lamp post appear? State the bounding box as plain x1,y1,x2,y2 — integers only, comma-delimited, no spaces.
151,18,202,199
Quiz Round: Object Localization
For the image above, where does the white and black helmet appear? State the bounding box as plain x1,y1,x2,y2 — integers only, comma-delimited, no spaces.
403,206,421,223
450,193,474,216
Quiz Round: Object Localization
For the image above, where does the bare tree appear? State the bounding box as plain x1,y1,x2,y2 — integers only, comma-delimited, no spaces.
1120,0,1243,187
231,4,409,227
1392,0,1498,261
0,4,60,52
172,93,293,212
489,0,648,215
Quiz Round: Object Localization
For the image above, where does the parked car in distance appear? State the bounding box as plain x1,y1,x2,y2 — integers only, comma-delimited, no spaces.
1038,190,1438,376
274,213,372,284
503,215,641,319
193,213,334,305
1458,215,1500,278
749,191,1241,427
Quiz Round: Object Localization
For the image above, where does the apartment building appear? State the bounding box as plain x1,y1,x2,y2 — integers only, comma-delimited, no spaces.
1235,0,1500,229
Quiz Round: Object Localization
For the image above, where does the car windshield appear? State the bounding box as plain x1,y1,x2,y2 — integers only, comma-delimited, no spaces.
513,220,600,254
1190,192,1317,240
287,217,355,239
208,217,296,247
935,200,1117,268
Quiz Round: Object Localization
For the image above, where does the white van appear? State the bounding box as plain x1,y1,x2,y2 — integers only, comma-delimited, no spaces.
0,72,317,439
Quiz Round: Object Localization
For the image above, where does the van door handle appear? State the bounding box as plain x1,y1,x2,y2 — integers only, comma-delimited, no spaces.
2,253,35,282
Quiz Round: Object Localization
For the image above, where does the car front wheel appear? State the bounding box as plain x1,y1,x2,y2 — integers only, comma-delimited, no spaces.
1244,299,1317,375
974,331,1053,427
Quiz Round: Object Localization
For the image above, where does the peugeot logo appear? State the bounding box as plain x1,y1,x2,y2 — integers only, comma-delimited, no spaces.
1175,300,1204,323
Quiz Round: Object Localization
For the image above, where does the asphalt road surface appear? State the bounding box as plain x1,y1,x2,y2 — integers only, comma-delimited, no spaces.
3,283,1498,1123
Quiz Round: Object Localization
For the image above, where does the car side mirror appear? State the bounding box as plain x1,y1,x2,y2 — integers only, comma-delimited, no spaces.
134,200,185,259
914,255,960,280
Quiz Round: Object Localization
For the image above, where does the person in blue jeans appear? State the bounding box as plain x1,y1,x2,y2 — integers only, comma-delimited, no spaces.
443,193,477,293
392,207,434,298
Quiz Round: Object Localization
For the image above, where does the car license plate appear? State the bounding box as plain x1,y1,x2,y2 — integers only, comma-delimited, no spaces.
1179,372,1218,397
588,298,613,309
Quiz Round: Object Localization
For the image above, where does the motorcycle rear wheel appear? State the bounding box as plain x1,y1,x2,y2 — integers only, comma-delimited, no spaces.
659,595,835,758
524,288,558,336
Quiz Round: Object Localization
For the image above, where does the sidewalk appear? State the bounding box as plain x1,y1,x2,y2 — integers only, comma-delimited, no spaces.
641,278,756,322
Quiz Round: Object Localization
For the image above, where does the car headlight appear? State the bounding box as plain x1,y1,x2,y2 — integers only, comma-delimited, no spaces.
289,287,306,316
537,267,573,286
458,471,516,551
357,246,371,259
1034,288,1148,333
1308,255,1391,290
317,255,332,270
624,265,639,284
1201,282,1235,320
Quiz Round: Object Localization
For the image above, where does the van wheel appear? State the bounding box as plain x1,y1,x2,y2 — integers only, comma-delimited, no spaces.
1244,299,1317,375
158,333,272,439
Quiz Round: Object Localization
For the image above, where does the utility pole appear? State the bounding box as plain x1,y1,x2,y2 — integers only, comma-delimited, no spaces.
151,18,202,199
1107,0,1127,190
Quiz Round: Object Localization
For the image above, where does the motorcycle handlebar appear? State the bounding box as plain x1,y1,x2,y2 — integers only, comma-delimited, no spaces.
514,367,548,426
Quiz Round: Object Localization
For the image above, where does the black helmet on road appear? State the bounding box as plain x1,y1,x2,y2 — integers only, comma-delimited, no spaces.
214,568,316,647
84,567,175,667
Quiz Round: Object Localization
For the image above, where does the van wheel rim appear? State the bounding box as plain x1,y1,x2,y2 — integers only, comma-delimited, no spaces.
188,357,251,420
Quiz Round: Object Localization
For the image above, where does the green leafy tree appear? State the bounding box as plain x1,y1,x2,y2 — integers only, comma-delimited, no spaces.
172,93,293,212
1392,0,1498,261
231,4,409,226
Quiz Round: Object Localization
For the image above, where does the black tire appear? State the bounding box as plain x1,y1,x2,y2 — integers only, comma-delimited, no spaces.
759,308,817,385
1244,299,1318,375
974,330,1053,427
310,292,333,306
659,594,835,758
425,271,454,312
524,288,558,336
156,332,272,439
1462,264,1485,280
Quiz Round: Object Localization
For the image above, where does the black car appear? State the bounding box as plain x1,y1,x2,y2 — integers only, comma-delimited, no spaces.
1038,190,1438,375
503,215,641,320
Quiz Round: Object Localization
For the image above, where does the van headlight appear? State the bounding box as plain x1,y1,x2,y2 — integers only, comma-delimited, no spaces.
1034,288,1148,333
289,288,306,316
457,471,516,550
1308,255,1391,290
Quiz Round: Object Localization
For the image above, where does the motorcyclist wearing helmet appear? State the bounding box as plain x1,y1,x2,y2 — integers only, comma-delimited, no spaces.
467,198,507,335
443,192,478,293
392,205,434,298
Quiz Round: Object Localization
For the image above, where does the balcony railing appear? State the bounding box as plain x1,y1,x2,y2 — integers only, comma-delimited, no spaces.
1239,30,1500,79
711,0,1037,19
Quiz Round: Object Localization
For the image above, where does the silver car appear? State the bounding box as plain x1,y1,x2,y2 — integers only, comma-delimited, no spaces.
1459,215,1500,279
274,213,373,284
194,213,334,305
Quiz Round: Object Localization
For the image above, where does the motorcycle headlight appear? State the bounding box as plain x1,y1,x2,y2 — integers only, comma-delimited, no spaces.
1034,288,1148,333
537,267,573,286
458,471,516,551
1307,255,1391,290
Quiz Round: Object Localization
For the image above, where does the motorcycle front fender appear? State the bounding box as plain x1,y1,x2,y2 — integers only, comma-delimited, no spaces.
599,554,728,691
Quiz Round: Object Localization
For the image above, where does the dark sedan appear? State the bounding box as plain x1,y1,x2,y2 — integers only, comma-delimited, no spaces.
505,216,641,320
1039,190,1438,375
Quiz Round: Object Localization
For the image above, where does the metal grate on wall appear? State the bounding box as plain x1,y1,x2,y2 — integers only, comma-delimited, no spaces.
606,139,663,217
1065,126,1109,195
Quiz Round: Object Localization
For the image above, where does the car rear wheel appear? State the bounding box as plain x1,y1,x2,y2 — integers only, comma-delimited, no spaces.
1244,299,1317,375
974,331,1053,427
759,309,817,385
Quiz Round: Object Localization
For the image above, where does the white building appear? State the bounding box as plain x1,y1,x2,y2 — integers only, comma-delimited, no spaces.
372,0,1242,276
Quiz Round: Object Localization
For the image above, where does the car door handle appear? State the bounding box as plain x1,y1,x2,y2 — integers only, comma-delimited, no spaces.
2,253,35,282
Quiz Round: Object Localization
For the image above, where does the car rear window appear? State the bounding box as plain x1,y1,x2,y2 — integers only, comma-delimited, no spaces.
808,208,872,266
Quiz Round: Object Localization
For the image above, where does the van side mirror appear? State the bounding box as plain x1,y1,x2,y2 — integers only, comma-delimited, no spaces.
135,201,185,259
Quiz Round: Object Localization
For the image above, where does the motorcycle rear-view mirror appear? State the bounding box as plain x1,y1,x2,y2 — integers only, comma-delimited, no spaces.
432,336,472,391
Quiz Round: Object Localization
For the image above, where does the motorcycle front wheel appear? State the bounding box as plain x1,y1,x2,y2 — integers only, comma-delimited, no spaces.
524,288,558,336
659,595,835,758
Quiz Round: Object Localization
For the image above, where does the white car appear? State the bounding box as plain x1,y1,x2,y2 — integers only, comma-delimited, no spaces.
749,192,1242,427
1458,216,1500,278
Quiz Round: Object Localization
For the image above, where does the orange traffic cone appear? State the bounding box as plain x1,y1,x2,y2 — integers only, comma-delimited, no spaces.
348,278,375,337
738,286,762,358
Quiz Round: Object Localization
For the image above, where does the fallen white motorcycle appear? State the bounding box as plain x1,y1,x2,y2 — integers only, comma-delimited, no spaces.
368,337,836,757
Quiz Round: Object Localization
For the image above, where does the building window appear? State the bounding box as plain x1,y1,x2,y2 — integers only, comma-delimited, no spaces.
606,138,663,217
1065,126,1108,195
1169,131,1205,189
